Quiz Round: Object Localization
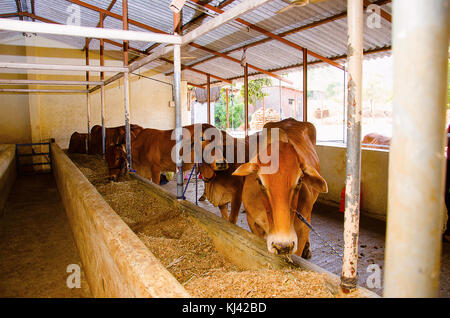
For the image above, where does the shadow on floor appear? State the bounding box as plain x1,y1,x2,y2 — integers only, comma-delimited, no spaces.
0,174,91,298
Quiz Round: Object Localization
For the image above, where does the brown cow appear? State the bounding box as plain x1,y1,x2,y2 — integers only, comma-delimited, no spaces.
233,118,328,258
362,133,391,150
105,144,127,181
131,123,227,185
105,126,145,181
68,132,88,154
89,124,144,155
197,132,249,224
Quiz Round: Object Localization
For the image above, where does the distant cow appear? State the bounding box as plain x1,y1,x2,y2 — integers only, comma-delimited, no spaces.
68,132,88,154
197,131,249,224
362,133,391,150
131,124,228,185
89,124,144,155
233,118,328,258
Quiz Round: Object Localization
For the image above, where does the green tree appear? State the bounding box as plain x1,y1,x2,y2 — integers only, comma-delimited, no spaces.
214,89,245,129
239,78,272,106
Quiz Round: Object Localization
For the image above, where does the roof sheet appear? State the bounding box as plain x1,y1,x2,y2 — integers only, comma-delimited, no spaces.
0,0,392,86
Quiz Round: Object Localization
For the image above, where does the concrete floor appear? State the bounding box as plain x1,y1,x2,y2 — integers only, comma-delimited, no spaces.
0,174,90,298
162,177,450,298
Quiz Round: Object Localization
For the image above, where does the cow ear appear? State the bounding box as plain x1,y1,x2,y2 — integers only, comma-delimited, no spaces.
303,164,328,193
232,163,259,176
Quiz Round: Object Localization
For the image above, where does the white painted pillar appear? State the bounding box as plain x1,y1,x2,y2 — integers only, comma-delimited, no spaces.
341,0,363,293
173,42,183,199
384,0,449,298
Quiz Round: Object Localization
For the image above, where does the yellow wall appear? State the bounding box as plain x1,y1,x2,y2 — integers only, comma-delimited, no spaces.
317,144,389,221
0,36,31,144
0,35,190,148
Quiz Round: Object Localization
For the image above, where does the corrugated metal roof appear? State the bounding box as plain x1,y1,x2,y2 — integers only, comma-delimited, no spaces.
0,0,392,86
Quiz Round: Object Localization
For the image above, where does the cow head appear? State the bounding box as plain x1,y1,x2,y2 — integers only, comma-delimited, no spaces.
232,129,327,255
105,144,127,181
182,124,229,172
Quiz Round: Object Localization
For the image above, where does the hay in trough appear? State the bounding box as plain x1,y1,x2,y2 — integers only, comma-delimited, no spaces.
69,153,335,297
185,269,333,298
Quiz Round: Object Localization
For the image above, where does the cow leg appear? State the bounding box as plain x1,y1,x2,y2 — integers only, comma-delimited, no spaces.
218,204,229,220
301,240,312,259
228,192,242,225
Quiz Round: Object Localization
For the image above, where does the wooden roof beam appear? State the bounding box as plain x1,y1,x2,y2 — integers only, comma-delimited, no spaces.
188,43,293,84
15,0,23,21
84,0,118,50
187,0,391,70
188,0,344,70
64,0,166,34
160,57,232,84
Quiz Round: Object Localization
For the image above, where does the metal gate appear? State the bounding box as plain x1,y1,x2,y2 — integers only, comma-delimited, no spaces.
15,142,53,175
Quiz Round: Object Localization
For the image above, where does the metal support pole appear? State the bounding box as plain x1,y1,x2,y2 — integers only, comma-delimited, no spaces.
279,79,282,120
174,10,183,200
244,63,249,137
226,88,229,129
340,0,363,293
303,48,308,122
85,39,91,153
100,12,106,157
384,0,449,298
207,74,211,124
101,84,106,156
174,43,183,199
123,0,132,170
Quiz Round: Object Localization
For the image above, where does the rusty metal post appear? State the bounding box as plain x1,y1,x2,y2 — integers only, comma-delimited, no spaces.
207,74,211,124
340,0,363,293
303,48,308,122
122,0,132,170
244,63,249,136
384,0,449,297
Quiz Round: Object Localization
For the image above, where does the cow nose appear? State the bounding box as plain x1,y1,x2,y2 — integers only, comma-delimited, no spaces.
214,160,229,171
271,242,295,255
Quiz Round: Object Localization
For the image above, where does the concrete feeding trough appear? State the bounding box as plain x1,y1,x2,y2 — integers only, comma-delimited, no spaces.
50,143,378,298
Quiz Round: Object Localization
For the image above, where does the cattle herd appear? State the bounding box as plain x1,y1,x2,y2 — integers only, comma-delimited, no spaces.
68,118,388,259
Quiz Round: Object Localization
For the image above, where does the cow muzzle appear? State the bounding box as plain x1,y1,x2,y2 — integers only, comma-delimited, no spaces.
211,159,229,171
267,232,298,255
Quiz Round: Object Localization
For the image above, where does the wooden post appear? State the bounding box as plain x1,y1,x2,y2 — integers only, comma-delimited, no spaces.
207,74,211,124
122,0,132,170
226,88,229,129
244,63,249,136
303,48,308,122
